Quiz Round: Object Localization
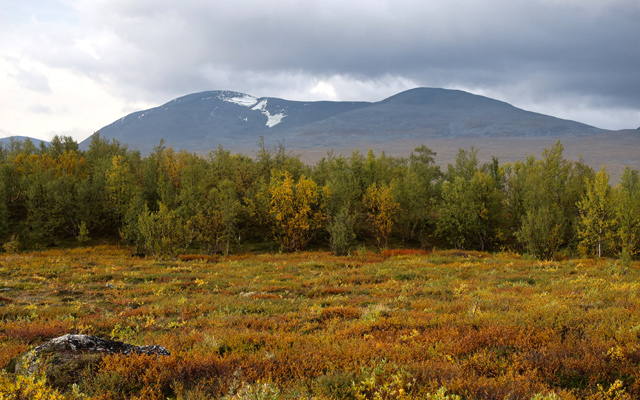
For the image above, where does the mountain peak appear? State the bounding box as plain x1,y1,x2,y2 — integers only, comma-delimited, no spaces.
83,87,605,154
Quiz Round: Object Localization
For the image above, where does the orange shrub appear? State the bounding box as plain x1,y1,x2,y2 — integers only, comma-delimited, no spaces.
381,248,430,257
178,254,218,262
319,306,362,321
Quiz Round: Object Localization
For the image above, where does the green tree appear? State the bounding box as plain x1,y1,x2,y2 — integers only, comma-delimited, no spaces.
517,205,566,260
255,138,305,182
393,146,441,242
0,178,8,239
316,153,364,255
138,202,188,259
17,151,90,242
469,170,504,251
436,177,474,249
190,180,241,255
106,155,138,225
513,141,590,259
436,171,503,251
437,148,503,250
447,147,479,182
104,151,144,246
82,133,129,233
615,167,640,257
327,206,357,256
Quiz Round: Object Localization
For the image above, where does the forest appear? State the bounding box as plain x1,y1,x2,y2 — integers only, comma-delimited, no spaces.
0,134,639,261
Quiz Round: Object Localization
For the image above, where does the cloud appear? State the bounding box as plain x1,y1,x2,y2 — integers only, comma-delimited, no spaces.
8,63,52,94
1,0,639,140
29,104,52,114
74,1,638,108
311,82,337,100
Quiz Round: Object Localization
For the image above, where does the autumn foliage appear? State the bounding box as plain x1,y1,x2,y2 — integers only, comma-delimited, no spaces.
1,136,639,261
363,183,399,249
1,247,640,399
268,171,328,252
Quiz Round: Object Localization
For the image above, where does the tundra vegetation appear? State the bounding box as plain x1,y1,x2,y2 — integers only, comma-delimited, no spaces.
0,135,640,398
1,247,640,399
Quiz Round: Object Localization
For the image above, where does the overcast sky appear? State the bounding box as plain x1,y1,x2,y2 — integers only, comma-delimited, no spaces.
1,0,639,142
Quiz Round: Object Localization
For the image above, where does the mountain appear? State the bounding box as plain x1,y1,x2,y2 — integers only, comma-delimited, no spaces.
0,136,50,148
82,88,605,154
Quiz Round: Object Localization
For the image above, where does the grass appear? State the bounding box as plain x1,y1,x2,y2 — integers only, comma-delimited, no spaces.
1,246,639,399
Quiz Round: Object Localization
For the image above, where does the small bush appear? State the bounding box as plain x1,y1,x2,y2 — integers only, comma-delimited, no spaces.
2,235,21,254
319,306,362,321
382,249,429,257
224,380,281,400
328,207,358,256
76,222,90,244
0,371,65,400
314,371,357,400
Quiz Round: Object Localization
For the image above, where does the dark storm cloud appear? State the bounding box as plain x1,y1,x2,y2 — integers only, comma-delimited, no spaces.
10,0,635,132
73,0,638,110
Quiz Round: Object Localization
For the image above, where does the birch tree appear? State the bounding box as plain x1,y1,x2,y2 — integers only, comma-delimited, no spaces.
577,166,616,257
615,167,640,257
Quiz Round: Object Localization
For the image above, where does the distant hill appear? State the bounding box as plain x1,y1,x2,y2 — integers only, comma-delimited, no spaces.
0,136,50,148
81,88,606,154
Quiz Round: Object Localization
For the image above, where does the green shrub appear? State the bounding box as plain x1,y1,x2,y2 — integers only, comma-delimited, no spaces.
328,207,358,256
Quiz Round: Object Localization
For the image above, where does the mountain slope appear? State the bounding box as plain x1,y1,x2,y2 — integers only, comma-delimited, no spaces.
82,88,606,153
0,136,50,148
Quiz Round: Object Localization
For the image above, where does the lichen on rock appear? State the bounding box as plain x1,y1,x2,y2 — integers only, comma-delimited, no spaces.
16,334,170,376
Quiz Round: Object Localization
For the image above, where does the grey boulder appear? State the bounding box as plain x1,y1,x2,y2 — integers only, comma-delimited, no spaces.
17,334,170,375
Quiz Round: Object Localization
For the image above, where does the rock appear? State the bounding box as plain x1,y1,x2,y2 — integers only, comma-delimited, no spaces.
17,334,170,376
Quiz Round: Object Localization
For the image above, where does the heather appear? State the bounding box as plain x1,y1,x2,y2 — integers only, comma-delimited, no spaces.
1,247,639,399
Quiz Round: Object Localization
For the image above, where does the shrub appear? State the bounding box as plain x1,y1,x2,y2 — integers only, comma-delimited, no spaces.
0,371,65,400
352,359,415,400
2,235,20,254
138,203,189,259
224,380,281,400
314,371,357,400
328,207,357,256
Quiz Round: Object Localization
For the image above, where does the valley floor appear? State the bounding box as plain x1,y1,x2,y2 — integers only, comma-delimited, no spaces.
1,246,639,399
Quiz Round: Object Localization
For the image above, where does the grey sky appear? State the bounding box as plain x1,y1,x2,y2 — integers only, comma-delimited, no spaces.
1,0,639,141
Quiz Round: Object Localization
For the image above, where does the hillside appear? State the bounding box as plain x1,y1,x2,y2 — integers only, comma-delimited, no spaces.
81,88,605,154
0,136,50,148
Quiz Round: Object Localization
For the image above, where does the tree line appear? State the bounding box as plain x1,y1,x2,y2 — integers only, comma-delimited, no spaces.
0,134,638,260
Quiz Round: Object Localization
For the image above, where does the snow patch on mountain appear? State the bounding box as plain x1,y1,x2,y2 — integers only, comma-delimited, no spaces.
218,93,259,107
215,92,286,127
252,99,286,127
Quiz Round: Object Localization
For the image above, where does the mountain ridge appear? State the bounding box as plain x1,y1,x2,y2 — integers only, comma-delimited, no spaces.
0,136,51,148
79,87,606,154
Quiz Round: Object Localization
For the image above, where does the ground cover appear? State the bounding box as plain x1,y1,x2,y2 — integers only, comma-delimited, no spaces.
1,246,639,399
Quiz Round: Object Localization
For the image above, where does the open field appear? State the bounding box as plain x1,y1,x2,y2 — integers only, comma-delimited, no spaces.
1,246,640,399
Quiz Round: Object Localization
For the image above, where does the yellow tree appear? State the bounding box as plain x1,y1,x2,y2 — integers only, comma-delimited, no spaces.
269,171,327,252
105,155,136,219
577,166,616,258
363,183,399,249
